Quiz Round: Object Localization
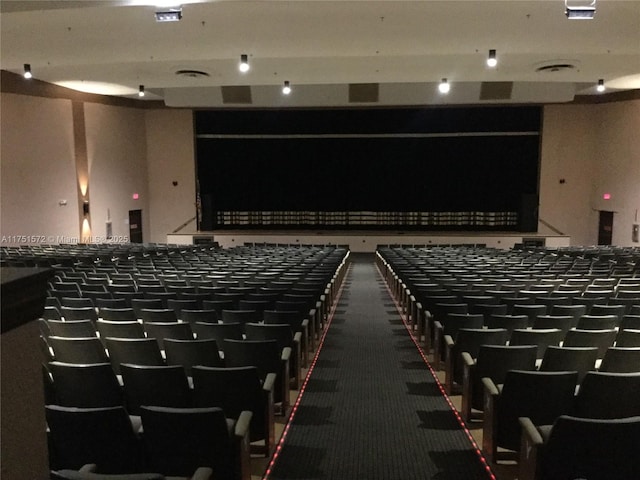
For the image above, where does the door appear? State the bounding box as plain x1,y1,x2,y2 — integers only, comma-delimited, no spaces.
129,209,143,243
598,211,614,245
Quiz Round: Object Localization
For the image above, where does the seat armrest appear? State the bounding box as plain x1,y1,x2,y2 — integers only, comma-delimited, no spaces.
291,332,303,390
518,417,543,480
261,373,276,457
235,410,252,438
281,346,292,362
234,411,253,480
443,335,456,394
461,352,476,422
280,347,291,413
433,321,444,370
192,467,214,480
482,376,500,463
263,372,277,393
308,307,318,335
78,464,98,473
300,319,310,365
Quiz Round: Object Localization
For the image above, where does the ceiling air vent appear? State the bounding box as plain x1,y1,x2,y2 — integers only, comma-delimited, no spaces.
175,69,210,78
349,83,379,103
535,63,578,74
221,85,252,104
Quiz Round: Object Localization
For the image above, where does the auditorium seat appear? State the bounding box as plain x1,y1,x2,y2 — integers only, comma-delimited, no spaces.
598,347,640,373
562,328,617,358
48,336,109,364
519,415,640,480
482,370,577,463
46,405,145,474
573,371,640,419
120,364,192,416
509,328,564,359
48,361,124,409
105,338,164,375
222,339,291,413
140,406,251,480
48,320,97,339
539,346,598,384
163,338,224,375
444,327,509,394
460,344,537,422
192,365,275,457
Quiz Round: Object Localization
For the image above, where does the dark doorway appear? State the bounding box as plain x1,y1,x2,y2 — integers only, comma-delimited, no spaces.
598,211,614,245
129,210,143,243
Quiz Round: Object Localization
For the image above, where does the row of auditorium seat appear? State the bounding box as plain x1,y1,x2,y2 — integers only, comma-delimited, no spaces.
377,245,640,480
4,243,351,478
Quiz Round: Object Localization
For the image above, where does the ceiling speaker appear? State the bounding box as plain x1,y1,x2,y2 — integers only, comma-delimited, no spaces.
349,83,379,103
221,86,252,104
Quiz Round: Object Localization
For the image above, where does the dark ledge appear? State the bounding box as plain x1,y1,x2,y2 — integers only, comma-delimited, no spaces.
1,267,54,334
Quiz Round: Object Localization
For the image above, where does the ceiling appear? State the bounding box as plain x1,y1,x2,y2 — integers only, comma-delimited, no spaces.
1,0,639,107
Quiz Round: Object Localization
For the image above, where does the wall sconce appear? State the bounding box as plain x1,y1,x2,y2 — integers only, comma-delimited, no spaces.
83,200,90,216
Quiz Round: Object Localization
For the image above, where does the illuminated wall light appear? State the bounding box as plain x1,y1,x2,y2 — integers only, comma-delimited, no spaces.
597,79,605,93
23,63,32,79
239,54,250,73
81,218,92,242
438,78,450,94
133,193,140,200
603,193,611,200
487,49,497,67
282,80,291,95
138,85,145,97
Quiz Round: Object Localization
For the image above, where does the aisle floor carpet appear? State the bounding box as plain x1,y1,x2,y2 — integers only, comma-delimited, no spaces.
266,254,494,480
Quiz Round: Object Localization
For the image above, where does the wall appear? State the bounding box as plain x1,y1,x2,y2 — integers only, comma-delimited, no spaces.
145,109,196,243
84,103,150,243
539,100,640,246
1,93,78,244
592,99,640,246
0,93,151,245
2,89,639,248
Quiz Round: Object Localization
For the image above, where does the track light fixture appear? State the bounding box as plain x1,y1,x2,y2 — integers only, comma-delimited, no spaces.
23,63,32,79
239,54,250,73
282,81,291,95
438,78,450,94
138,85,145,97
487,49,497,67
565,0,596,19
596,79,605,93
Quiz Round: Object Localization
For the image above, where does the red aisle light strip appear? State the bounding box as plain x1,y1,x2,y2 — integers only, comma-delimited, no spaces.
376,261,497,480
262,262,352,480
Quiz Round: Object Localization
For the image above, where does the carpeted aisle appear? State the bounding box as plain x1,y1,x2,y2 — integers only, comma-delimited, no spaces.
265,254,493,480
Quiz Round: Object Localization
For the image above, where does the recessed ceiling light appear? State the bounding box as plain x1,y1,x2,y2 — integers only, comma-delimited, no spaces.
155,7,182,22
438,78,450,94
487,49,497,68
239,54,250,73
565,0,596,19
